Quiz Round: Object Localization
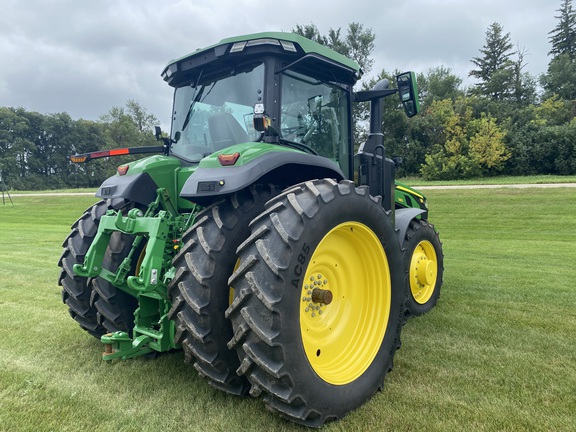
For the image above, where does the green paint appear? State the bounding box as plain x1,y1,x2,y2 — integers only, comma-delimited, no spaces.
73,188,198,359
395,180,427,209
116,155,197,210
198,142,301,169
164,32,360,79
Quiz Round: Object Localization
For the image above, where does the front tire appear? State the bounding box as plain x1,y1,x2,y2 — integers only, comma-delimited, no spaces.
403,219,444,317
226,179,406,427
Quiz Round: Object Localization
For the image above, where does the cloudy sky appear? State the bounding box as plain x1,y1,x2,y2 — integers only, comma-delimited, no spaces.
0,0,562,127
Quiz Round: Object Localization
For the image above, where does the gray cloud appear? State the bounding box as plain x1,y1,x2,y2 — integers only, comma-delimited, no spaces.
0,0,562,127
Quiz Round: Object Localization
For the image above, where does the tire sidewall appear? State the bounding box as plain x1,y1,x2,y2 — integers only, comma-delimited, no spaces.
274,188,405,413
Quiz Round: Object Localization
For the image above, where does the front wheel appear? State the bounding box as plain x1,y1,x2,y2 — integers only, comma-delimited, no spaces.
226,179,406,427
403,219,444,317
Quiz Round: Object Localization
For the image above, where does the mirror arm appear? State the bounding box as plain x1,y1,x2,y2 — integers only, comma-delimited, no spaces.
354,89,397,103
154,126,180,155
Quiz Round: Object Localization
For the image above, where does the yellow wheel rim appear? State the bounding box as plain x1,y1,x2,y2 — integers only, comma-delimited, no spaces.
300,222,391,385
409,240,438,304
135,240,147,275
229,259,240,305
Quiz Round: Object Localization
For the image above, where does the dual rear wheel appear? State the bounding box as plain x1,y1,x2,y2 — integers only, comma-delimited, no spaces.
60,180,416,427
167,184,277,395
168,179,406,426
58,200,138,338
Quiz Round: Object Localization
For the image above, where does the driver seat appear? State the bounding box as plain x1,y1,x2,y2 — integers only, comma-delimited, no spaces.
208,113,250,151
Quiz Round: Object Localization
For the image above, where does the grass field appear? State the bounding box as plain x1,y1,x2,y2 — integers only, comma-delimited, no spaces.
1,187,575,431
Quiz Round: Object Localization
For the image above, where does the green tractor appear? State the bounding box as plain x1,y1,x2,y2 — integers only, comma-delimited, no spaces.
58,32,443,427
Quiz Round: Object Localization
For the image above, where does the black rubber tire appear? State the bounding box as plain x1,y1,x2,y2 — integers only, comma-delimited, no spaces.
403,219,444,318
226,179,406,427
58,199,138,338
58,200,114,338
168,184,277,396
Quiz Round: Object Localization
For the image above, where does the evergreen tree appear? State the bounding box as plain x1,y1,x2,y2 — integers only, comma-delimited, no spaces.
541,52,576,100
548,0,576,60
542,0,576,100
469,22,516,100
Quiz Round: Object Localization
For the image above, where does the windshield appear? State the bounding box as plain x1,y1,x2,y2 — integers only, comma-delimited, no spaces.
280,70,350,172
170,63,264,161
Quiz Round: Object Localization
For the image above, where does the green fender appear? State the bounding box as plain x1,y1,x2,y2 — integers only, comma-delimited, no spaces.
180,151,345,203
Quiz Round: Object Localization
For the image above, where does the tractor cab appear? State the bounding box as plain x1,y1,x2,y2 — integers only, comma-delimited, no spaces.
163,33,360,178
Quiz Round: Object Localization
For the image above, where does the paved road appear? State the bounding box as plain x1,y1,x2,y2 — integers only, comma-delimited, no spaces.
6,183,576,197
8,192,97,197
415,183,576,190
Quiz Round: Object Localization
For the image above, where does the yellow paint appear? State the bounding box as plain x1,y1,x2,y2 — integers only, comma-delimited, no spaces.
300,222,391,385
409,240,438,304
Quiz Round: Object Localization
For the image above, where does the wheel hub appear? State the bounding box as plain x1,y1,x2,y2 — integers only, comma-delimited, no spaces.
416,258,436,286
409,240,438,304
302,274,331,317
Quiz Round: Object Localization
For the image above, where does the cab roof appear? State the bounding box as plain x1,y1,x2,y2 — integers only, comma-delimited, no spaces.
161,32,362,87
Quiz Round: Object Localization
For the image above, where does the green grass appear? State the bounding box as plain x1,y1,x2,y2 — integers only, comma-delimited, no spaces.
1,189,575,431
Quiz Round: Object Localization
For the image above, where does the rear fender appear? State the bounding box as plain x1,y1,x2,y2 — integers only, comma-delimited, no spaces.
180,152,345,203
96,173,158,206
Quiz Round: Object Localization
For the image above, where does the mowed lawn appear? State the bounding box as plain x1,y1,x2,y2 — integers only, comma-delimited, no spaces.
0,187,574,432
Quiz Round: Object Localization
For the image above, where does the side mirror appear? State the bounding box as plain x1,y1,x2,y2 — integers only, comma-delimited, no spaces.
396,72,420,118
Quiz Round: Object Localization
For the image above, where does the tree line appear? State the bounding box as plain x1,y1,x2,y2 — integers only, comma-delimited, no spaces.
1,0,575,190
296,0,576,179
0,101,158,190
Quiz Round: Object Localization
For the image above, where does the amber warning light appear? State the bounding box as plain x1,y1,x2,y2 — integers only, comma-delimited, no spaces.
70,155,88,163
218,152,240,166
117,165,129,175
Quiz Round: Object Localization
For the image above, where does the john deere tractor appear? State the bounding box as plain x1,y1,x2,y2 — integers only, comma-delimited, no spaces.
58,32,443,427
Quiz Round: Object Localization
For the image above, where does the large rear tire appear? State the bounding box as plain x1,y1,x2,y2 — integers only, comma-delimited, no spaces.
58,201,109,338
168,184,277,395
403,219,443,317
226,179,406,427
58,199,138,338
